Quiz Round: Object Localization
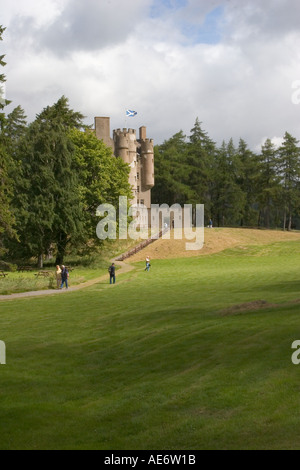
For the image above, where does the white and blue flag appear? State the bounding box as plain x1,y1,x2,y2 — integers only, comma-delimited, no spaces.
126,109,137,117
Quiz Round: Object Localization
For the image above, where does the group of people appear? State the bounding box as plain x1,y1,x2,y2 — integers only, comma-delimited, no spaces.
55,254,151,290
55,265,69,289
108,256,151,284
55,220,213,290
55,254,150,290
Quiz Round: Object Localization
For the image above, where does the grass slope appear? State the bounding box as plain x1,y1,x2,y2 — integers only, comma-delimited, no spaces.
1,232,300,449
128,227,300,260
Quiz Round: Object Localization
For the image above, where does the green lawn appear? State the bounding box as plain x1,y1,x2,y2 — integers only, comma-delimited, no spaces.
1,240,300,449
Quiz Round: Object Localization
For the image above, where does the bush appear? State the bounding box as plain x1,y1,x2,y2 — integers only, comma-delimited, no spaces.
0,261,17,272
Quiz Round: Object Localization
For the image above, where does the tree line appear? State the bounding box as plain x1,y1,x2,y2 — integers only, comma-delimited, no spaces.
152,118,300,230
0,27,132,267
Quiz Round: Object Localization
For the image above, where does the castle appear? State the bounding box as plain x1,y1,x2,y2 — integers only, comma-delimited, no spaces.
94,117,154,209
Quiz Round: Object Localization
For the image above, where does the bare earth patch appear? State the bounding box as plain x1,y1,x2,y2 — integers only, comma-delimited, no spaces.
220,297,300,316
220,300,278,316
126,228,300,262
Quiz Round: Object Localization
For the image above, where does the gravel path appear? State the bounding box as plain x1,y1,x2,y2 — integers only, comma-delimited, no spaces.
0,259,134,301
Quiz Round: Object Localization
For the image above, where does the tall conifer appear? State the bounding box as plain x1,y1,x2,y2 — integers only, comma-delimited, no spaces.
0,26,16,257
278,132,300,230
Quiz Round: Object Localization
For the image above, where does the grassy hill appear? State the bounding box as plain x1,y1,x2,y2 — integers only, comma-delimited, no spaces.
1,229,300,449
127,226,300,261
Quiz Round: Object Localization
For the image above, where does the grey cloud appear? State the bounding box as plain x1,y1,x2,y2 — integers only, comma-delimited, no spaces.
10,0,152,56
223,0,300,40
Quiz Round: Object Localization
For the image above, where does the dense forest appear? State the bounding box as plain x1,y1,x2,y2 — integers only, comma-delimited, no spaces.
1,24,300,267
152,118,300,231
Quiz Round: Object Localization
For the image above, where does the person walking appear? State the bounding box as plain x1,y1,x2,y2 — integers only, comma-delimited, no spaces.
108,263,116,284
55,265,62,289
60,265,69,289
145,256,150,272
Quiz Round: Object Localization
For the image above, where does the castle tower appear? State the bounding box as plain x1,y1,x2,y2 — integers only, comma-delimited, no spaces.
94,117,113,149
113,128,138,202
94,117,154,210
137,126,154,209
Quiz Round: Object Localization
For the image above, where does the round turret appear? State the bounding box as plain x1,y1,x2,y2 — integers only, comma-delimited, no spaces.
140,139,154,189
115,132,129,163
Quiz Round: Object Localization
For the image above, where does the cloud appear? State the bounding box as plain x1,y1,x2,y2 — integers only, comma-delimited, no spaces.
6,0,153,55
2,0,300,151
223,0,300,41
1,0,66,28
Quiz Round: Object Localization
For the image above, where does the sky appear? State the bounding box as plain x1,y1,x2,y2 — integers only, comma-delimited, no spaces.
1,0,300,151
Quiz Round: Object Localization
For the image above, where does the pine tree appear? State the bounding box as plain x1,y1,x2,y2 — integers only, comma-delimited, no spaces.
277,132,300,231
211,139,245,227
187,118,216,216
236,139,260,226
0,26,16,257
151,131,193,205
257,139,281,228
5,105,27,146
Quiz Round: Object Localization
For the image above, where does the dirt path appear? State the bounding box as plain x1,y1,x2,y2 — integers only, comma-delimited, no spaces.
0,258,135,301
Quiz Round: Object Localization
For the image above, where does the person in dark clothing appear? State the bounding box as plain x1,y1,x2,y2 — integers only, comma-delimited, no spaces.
60,265,69,289
108,263,116,284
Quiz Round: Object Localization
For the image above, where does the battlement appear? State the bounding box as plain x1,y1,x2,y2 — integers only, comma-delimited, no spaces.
139,138,154,144
114,128,136,136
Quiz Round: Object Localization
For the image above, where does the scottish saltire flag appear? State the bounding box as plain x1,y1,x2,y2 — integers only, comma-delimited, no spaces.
126,109,137,117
